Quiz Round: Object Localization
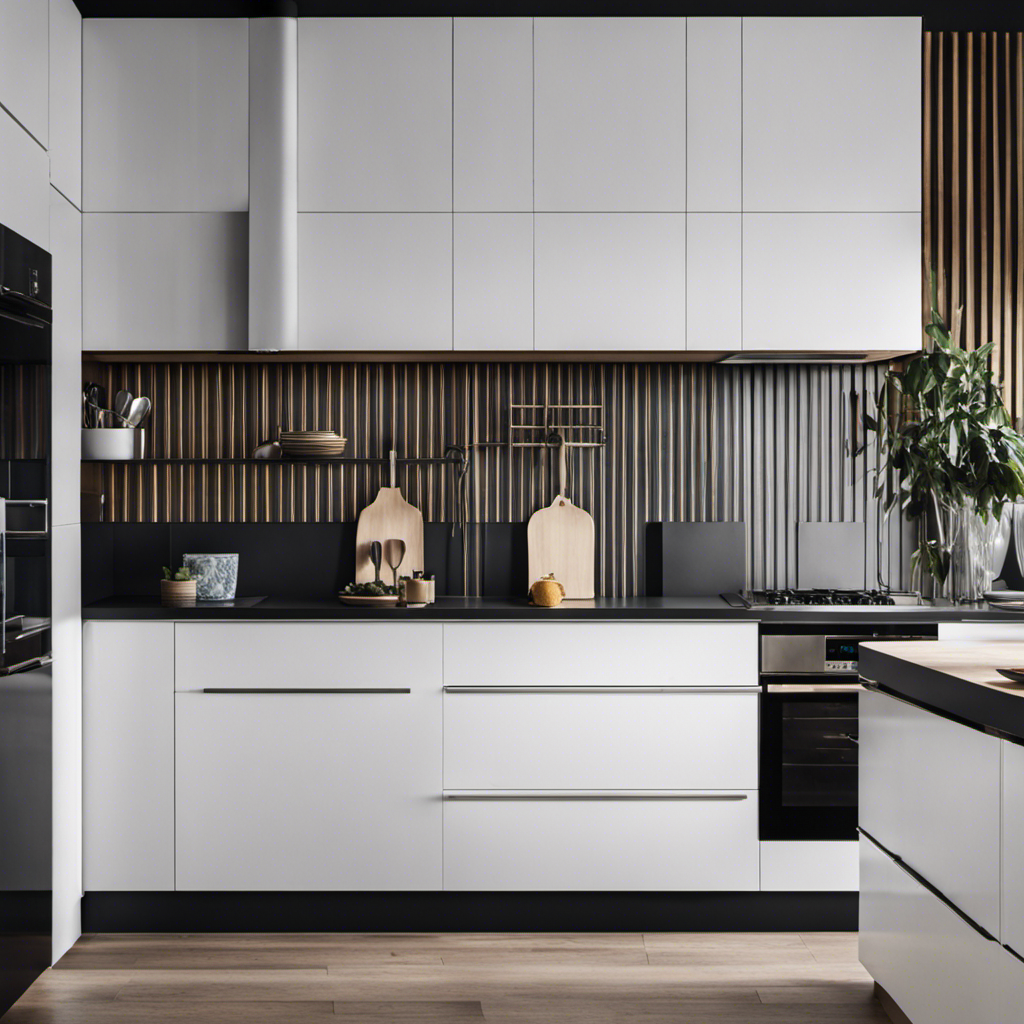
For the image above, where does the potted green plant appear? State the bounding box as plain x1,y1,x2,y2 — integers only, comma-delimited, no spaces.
866,277,1024,600
161,565,197,607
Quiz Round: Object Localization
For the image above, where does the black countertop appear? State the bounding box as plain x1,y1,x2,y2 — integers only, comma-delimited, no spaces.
81,594,1024,623
860,640,1024,743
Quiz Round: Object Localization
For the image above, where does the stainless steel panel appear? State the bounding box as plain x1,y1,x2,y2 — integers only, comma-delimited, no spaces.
761,634,824,674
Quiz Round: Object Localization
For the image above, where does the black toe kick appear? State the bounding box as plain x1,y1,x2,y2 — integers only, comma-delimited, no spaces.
82,891,858,933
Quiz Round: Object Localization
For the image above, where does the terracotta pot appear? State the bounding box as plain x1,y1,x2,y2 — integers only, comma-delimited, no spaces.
161,579,197,607
529,574,565,607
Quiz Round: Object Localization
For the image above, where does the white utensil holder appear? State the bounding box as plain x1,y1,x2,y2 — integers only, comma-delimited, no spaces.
82,428,137,460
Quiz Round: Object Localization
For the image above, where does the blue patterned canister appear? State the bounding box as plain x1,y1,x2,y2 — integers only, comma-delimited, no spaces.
183,553,239,601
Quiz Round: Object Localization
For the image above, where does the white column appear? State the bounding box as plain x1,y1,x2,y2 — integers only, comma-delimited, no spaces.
248,17,298,350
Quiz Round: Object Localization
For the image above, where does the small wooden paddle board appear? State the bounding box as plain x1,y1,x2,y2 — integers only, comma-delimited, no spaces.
527,493,596,600
355,486,424,584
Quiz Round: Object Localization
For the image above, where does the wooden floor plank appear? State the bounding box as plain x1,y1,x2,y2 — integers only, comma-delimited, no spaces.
1,932,882,1024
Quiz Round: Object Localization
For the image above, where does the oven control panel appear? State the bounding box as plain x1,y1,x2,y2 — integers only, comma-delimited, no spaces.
761,632,937,676
824,637,861,673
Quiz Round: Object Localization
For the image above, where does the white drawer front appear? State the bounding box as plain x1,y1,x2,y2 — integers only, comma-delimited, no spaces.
759,841,858,892
860,688,1001,937
175,622,442,691
444,690,757,789
443,792,758,891
859,834,1002,1024
176,686,441,891
443,623,757,689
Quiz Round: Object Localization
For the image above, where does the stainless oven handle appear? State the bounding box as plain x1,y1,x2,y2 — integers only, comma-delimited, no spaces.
0,654,53,677
0,305,47,329
4,499,48,537
0,285,52,311
765,683,863,694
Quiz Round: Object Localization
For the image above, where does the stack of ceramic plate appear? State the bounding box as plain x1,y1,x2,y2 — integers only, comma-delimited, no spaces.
278,430,347,459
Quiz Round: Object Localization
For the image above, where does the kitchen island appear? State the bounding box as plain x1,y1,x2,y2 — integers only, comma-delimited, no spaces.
858,640,1024,1024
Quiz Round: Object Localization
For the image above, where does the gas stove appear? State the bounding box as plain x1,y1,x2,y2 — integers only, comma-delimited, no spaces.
725,588,924,609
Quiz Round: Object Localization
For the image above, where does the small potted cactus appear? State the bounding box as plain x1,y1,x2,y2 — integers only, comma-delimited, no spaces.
161,565,197,607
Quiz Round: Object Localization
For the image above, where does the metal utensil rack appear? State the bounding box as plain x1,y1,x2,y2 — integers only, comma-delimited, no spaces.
507,402,606,496
508,402,606,452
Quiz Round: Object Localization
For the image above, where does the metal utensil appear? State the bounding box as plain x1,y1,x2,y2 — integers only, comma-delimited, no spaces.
84,399,131,427
113,390,133,424
369,541,383,584
83,383,105,427
126,396,151,427
383,538,406,587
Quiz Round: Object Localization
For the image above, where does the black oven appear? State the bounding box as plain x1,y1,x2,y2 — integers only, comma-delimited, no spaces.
0,222,52,1016
759,624,937,841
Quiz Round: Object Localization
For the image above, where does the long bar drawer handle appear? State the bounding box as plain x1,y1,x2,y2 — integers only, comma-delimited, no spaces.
442,790,749,801
202,687,411,694
442,686,760,694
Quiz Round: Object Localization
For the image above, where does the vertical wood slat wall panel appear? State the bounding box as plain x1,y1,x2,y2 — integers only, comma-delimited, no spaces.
925,31,1024,420
93,361,904,596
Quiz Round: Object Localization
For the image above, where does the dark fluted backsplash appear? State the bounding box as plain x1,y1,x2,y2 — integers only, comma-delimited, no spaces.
89,359,910,596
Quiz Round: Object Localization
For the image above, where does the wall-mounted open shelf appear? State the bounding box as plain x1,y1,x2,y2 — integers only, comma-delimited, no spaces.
83,456,460,467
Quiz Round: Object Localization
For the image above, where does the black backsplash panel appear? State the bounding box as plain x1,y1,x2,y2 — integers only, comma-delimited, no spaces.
82,522,527,599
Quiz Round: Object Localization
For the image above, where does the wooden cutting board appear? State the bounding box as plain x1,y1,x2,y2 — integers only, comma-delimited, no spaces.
355,487,424,584
527,493,596,599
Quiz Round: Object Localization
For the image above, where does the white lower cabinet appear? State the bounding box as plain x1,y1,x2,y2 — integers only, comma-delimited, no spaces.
1003,740,1024,957
83,622,175,891
759,841,858,892
444,689,757,790
444,791,758,891
859,833,1002,1024
175,681,441,891
999,947,1024,1020
860,687,1001,936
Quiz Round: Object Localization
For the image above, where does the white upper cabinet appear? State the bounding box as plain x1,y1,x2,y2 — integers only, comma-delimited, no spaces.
0,0,49,146
299,18,452,212
687,18,741,211
454,18,533,212
299,213,452,350
454,213,533,350
743,17,921,212
82,19,249,212
0,109,49,249
84,213,249,351
743,212,921,351
534,18,686,212
49,0,82,208
687,213,741,350
535,213,685,350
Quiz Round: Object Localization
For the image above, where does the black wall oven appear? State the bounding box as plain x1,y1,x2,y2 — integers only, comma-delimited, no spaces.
759,623,937,841
0,223,52,1015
